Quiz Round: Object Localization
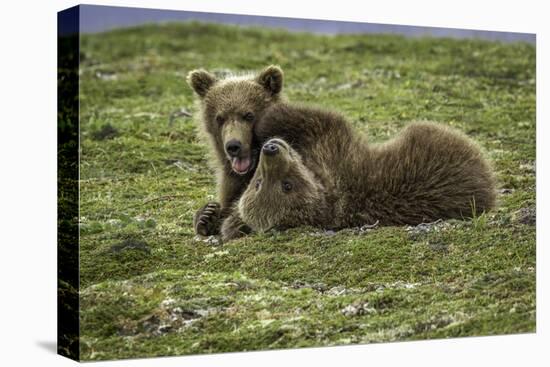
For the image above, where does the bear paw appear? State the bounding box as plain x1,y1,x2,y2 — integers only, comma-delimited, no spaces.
221,215,252,242
194,202,222,236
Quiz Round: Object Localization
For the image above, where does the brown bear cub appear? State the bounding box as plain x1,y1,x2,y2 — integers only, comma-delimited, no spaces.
234,104,496,239
187,65,285,237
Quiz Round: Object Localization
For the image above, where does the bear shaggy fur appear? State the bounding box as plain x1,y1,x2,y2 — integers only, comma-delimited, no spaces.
234,104,496,238
187,65,285,238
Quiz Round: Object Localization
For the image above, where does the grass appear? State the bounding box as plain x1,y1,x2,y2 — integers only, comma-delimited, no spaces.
77,22,535,361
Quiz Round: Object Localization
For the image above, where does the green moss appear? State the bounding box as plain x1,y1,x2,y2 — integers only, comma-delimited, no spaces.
78,22,535,360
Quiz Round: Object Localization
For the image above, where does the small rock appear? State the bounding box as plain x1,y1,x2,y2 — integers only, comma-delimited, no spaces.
194,235,220,245
513,207,536,225
195,309,211,317
95,71,118,81
391,281,420,289
405,219,447,240
311,282,328,292
341,304,359,316
341,302,376,316
160,298,176,307
326,286,347,296
358,220,380,234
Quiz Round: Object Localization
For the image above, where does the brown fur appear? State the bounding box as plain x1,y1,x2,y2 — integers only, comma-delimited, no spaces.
234,103,497,238
187,66,285,236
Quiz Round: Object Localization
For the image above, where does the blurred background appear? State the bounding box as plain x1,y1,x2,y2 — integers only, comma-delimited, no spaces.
61,4,534,43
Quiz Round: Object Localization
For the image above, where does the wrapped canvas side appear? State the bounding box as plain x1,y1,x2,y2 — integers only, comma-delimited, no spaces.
57,5,80,361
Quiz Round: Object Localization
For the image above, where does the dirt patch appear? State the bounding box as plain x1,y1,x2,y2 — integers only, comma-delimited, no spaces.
91,123,119,141
109,239,151,254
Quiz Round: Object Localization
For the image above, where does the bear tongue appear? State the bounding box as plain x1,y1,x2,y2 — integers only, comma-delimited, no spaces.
232,156,251,174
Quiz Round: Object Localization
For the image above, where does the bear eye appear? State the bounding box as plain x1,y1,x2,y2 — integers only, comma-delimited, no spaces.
216,115,225,125
243,112,255,122
282,181,293,193
255,179,262,190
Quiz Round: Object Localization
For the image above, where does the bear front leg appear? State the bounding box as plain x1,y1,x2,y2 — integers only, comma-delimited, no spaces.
194,169,248,236
194,202,223,236
221,210,252,242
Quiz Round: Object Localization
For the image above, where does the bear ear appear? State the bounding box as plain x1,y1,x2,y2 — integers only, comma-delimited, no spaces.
187,69,217,98
257,65,283,96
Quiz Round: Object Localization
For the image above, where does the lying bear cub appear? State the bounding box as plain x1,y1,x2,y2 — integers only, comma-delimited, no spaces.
223,103,496,241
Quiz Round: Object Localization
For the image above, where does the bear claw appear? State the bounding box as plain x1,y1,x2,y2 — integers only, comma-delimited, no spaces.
194,202,222,236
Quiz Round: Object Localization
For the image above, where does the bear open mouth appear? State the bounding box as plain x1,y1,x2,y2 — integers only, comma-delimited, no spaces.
231,156,252,175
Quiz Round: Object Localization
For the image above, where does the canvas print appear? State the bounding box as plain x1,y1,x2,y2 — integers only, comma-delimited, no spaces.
58,4,536,361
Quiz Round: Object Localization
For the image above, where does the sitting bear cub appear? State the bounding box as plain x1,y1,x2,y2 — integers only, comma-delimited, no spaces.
230,104,496,239
187,65,285,238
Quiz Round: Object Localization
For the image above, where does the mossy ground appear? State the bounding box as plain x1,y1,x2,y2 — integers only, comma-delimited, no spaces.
78,22,535,361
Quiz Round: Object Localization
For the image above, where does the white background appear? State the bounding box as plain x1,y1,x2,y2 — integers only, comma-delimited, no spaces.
0,0,547,365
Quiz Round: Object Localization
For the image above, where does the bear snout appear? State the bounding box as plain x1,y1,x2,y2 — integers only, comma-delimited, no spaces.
262,143,279,156
225,139,242,157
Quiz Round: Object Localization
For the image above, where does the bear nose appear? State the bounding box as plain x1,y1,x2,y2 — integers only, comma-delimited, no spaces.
262,143,279,156
225,140,242,157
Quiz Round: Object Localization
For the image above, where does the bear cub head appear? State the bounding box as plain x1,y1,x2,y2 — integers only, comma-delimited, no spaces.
187,65,284,175
238,138,328,232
